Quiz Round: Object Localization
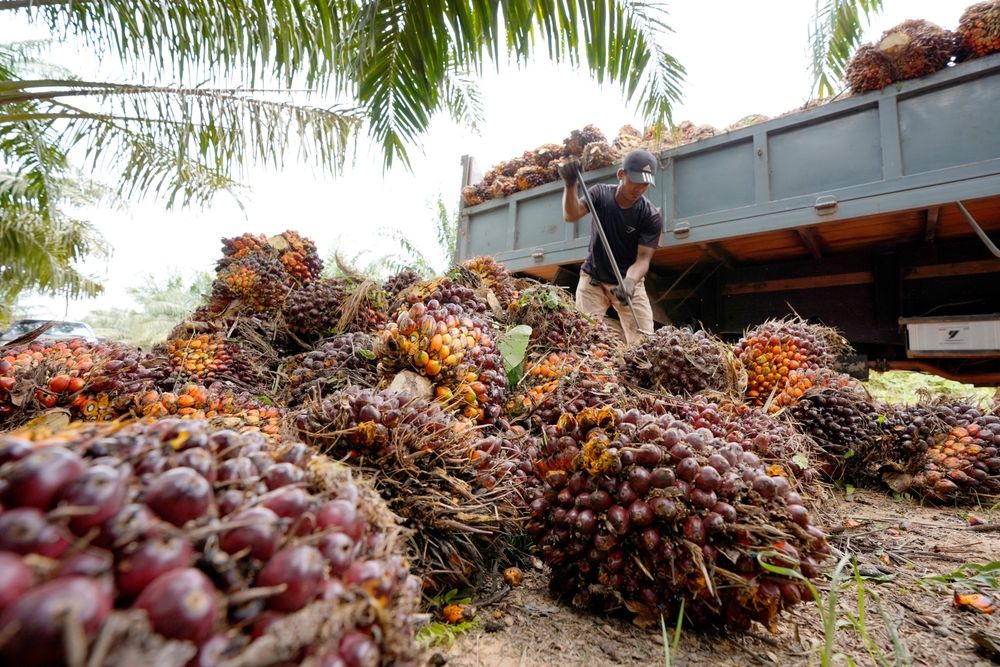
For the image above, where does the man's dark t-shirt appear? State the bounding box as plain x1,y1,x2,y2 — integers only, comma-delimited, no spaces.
580,184,663,284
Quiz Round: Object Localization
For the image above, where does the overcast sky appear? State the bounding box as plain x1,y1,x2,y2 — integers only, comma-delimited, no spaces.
5,0,974,320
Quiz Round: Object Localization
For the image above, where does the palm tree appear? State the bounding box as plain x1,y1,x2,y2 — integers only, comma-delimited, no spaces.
1,1,686,308
809,0,885,98
84,271,213,349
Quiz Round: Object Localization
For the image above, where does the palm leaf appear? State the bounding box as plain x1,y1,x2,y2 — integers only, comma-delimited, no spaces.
809,0,884,98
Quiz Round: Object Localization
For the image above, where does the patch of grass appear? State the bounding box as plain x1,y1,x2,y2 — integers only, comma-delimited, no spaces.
417,587,478,648
659,599,684,667
924,561,1000,592
758,552,912,666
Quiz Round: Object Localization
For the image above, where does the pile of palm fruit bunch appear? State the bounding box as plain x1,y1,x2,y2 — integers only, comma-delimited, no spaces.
956,0,1000,58
846,13,971,94
0,418,422,667
293,386,521,592
0,338,160,427
280,332,379,408
461,124,613,207
732,316,850,412
523,403,830,632
457,256,520,309
617,326,745,398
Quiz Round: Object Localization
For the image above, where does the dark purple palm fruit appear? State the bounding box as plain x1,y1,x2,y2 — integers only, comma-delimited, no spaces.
0,507,72,558
59,464,127,535
117,534,194,598
134,568,220,645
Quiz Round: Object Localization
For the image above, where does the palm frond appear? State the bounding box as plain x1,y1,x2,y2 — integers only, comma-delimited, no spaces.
0,80,363,208
808,0,884,98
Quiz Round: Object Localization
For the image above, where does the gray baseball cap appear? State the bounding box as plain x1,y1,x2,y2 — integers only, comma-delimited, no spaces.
623,148,657,186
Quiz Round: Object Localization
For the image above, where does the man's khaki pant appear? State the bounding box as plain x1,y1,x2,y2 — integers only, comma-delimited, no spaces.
575,272,655,346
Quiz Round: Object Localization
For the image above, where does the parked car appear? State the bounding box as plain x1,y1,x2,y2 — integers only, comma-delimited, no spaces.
0,319,99,345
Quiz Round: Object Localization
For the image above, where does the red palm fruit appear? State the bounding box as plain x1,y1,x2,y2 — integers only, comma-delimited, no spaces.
117,535,194,598
338,630,381,667
0,507,71,558
219,507,282,560
0,553,33,613
0,577,111,667
55,548,114,579
144,467,214,526
257,545,326,612
3,446,86,509
95,502,159,550
135,568,220,645
60,464,127,535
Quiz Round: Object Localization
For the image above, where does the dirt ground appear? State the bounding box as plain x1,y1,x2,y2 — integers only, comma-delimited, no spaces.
433,488,1000,667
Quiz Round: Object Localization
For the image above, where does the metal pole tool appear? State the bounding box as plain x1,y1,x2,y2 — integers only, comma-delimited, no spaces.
573,165,641,332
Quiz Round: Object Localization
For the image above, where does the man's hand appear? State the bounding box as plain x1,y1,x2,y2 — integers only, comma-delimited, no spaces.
612,277,636,303
556,159,582,187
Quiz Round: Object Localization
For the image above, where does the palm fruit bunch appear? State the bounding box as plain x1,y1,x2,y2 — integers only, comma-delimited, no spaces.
401,276,489,316
218,232,269,263
461,182,491,207
612,124,643,154
0,339,156,426
294,387,520,591
282,333,379,407
733,317,849,411
211,253,292,314
469,428,540,502
581,141,616,171
877,401,1000,502
489,175,518,200
908,413,1000,501
634,394,820,484
524,143,564,168
875,19,957,80
525,404,830,632
382,268,423,301
846,44,894,93
154,333,265,390
339,280,390,335
217,231,323,285
617,326,745,397
508,284,619,354
514,165,550,190
281,277,350,337
957,0,1000,58
509,350,624,427
128,383,284,435
459,256,518,309
272,229,324,283
376,300,507,424
563,123,607,158
787,381,882,480
0,419,422,667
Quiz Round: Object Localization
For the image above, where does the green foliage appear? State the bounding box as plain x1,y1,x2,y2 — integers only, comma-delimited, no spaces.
808,0,884,98
83,271,211,349
925,561,1000,593
8,0,685,169
498,324,532,385
864,371,996,407
659,599,684,667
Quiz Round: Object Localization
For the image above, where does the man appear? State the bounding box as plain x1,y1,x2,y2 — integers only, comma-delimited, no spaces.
558,148,662,345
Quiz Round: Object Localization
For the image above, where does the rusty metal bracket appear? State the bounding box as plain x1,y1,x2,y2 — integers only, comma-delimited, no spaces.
957,200,1000,258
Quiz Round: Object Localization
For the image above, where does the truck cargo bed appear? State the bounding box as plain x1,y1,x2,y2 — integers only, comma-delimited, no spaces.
457,53,1000,383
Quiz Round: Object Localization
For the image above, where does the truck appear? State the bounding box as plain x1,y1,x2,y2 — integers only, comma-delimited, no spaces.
456,52,1000,385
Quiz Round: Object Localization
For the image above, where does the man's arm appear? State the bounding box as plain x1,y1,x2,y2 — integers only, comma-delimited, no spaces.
557,159,589,222
625,244,655,284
